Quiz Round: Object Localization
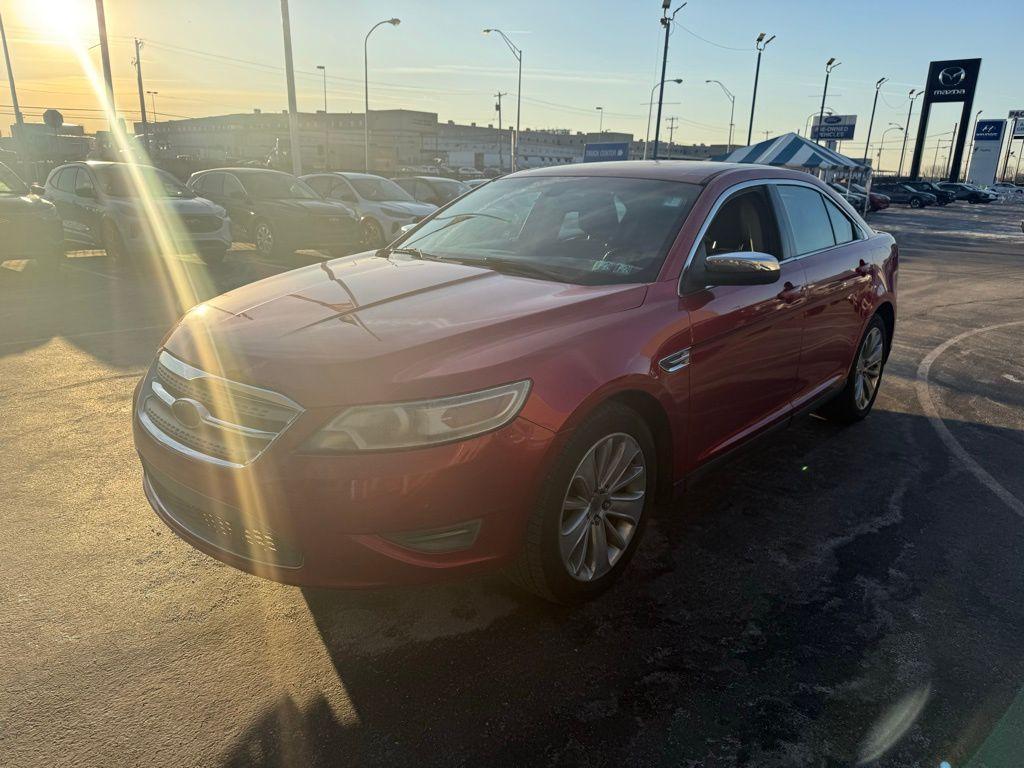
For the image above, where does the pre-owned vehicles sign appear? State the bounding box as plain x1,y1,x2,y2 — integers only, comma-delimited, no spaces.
811,114,857,141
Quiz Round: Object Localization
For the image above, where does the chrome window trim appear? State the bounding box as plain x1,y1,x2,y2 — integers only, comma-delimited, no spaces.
678,177,872,297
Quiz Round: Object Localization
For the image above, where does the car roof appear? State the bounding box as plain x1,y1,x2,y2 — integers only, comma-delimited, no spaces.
396,175,464,183
504,160,781,185
195,167,292,176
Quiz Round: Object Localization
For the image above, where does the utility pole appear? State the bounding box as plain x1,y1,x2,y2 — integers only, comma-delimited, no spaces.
316,65,328,170
897,89,920,179
596,106,604,133
133,38,149,153
665,117,678,156
747,32,774,146
94,0,115,124
483,29,521,171
0,11,23,128
494,92,507,171
279,0,302,176
653,1,687,160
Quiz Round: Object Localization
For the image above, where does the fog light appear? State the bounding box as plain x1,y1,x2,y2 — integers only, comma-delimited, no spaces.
383,519,482,554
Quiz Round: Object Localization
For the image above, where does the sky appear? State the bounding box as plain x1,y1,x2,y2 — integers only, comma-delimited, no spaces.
2,0,1022,171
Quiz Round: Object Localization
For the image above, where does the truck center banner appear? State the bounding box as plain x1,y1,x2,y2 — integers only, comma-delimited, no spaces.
583,142,630,162
811,114,857,141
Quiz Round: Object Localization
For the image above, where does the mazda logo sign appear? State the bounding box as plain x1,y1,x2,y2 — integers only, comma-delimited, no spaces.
171,397,204,429
938,66,966,87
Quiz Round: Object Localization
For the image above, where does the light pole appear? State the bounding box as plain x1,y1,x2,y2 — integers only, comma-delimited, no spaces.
644,78,681,159
0,11,22,129
364,18,401,173
897,89,921,179
806,108,833,138
483,29,522,172
316,64,329,169
747,32,775,146
962,109,982,182
94,0,115,126
706,80,735,152
653,1,687,160
876,123,903,174
862,76,887,167
816,57,840,145
595,106,604,133
494,91,507,171
146,90,158,122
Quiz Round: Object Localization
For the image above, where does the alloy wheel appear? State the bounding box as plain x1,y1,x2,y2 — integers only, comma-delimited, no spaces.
559,432,646,582
255,222,274,255
362,219,385,249
854,326,884,411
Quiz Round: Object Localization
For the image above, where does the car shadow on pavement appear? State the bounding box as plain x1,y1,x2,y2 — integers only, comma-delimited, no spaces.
217,408,1024,767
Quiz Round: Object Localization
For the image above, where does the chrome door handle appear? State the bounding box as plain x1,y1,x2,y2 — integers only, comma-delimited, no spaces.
776,282,804,303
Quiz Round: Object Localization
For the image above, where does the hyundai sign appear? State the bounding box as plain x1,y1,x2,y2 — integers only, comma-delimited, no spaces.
811,114,857,141
974,119,1005,141
583,142,630,162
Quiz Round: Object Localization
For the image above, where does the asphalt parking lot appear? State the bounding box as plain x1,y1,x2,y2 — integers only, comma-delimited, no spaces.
2,202,1023,768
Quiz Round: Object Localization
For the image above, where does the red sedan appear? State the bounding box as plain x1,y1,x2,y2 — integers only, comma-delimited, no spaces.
133,161,897,603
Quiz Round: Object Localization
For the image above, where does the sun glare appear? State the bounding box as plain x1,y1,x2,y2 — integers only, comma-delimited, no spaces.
16,0,95,42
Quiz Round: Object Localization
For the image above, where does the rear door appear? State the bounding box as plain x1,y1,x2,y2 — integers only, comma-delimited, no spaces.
681,183,807,466
776,184,872,408
47,168,84,244
67,167,103,246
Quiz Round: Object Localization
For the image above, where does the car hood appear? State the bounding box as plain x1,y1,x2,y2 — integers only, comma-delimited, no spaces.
111,196,223,215
165,253,647,407
257,198,356,218
0,193,58,214
371,200,437,217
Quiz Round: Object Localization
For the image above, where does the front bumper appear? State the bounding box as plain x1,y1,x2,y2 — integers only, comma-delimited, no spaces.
133,381,558,588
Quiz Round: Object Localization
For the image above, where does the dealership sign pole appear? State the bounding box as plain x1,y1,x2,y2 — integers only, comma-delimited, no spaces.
908,58,981,182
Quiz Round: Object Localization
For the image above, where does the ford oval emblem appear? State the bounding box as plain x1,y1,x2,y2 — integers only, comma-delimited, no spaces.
171,398,204,429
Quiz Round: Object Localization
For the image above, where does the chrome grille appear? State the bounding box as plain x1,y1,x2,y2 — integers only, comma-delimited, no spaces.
138,350,302,467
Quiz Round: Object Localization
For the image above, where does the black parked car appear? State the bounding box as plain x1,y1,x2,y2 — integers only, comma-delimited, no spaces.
904,181,955,206
871,182,937,209
187,168,361,257
937,182,998,204
0,161,64,268
392,175,470,207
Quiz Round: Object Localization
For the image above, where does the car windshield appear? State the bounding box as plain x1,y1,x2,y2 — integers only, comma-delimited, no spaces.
430,179,468,197
242,173,319,200
92,166,193,198
349,175,415,202
0,162,28,195
392,176,701,286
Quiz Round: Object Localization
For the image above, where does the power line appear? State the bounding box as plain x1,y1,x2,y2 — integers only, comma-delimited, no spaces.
676,25,750,52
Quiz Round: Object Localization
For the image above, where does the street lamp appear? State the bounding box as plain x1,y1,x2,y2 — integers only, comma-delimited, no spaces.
897,89,921,179
877,123,903,174
644,78,681,159
653,1,687,160
483,29,522,171
146,90,158,121
706,80,735,152
805,108,833,139
364,18,400,173
861,77,887,168
815,57,840,145
962,109,982,181
595,106,604,133
316,64,328,169
746,31,775,146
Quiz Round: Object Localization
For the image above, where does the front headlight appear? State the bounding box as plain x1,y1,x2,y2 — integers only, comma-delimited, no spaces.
302,380,531,453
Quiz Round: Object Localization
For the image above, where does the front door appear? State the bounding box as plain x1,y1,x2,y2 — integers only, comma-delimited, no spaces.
680,184,807,466
68,167,103,247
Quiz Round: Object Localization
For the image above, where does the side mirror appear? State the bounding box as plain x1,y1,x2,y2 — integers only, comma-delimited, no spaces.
29,183,45,196
75,186,95,199
399,223,417,235
704,251,780,286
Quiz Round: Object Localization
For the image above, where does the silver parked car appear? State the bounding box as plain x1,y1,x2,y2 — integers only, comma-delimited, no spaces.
301,172,436,248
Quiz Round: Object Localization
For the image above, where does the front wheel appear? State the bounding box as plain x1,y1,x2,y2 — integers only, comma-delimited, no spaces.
253,219,284,258
361,218,385,250
820,315,888,424
909,197,923,209
507,402,655,603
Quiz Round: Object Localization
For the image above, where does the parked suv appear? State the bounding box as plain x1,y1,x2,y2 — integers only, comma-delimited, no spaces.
0,161,64,268
393,175,470,207
134,162,897,603
188,168,360,258
301,172,437,248
937,182,997,204
904,181,955,206
45,161,231,263
871,182,937,208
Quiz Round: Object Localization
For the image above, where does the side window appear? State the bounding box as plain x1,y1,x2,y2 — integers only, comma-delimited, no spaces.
73,168,94,196
775,185,835,256
306,176,331,196
201,173,224,197
54,168,74,192
823,196,856,245
222,174,245,198
700,186,782,260
329,180,357,203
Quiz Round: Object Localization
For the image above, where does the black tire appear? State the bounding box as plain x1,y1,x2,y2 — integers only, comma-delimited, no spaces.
820,314,889,424
361,218,385,250
199,248,227,265
507,401,656,604
909,197,923,209
102,219,127,261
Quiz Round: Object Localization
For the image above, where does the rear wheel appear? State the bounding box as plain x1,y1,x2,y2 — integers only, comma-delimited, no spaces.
909,197,923,209
820,314,888,424
508,402,655,603
254,218,288,258
102,220,127,261
199,247,227,265
361,218,385,250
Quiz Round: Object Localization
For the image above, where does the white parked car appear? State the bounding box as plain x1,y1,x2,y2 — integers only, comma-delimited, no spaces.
987,182,1024,198
301,172,437,248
